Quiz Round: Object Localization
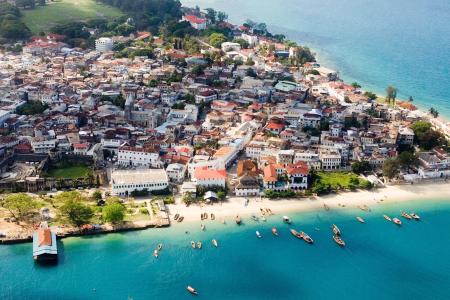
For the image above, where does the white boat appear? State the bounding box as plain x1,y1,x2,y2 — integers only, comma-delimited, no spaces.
410,213,420,220
191,241,196,249
393,218,402,225
401,212,412,220
187,286,198,295
154,249,159,258
256,231,262,238
197,241,202,249
356,217,365,223
332,224,341,236
383,215,392,222
212,239,218,247
201,224,205,231
272,228,279,236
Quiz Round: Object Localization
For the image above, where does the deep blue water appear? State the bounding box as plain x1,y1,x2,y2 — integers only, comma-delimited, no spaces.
182,0,450,119
2,198,450,299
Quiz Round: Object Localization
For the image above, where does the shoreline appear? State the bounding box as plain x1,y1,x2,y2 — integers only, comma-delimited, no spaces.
167,181,450,224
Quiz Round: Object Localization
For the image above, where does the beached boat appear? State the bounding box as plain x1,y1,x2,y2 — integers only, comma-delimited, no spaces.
290,229,304,239
272,228,279,236
211,213,215,220
383,215,392,222
191,241,196,249
283,216,291,224
212,239,218,247
33,227,58,262
393,218,402,225
174,214,180,221
201,224,205,231
251,214,259,222
410,213,421,220
401,212,412,220
267,208,274,215
358,205,370,211
333,235,346,247
332,224,341,236
323,203,330,211
256,231,262,238
200,213,204,221
157,243,163,251
178,216,184,223
235,215,242,225
203,213,208,220
187,286,198,295
197,241,202,249
356,216,365,223
301,232,314,244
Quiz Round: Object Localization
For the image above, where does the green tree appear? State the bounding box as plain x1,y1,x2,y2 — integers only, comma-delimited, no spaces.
1,193,39,220
102,202,125,224
385,85,397,105
92,190,103,202
383,158,400,180
208,32,227,48
217,11,228,22
216,190,226,200
397,151,419,171
182,192,194,204
205,8,217,23
351,82,361,88
364,91,378,101
233,38,249,49
57,193,93,227
429,107,439,118
351,161,373,174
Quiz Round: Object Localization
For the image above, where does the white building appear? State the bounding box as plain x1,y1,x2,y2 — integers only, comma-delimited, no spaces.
166,163,187,183
95,37,113,53
241,33,258,46
193,167,227,188
31,137,56,153
111,169,169,196
117,146,161,168
319,149,342,170
221,42,241,52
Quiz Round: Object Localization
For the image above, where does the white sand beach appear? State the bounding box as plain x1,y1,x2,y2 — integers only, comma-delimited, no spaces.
167,182,450,223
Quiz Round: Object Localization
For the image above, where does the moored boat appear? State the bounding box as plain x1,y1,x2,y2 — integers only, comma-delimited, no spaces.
174,214,180,220
251,214,259,222
272,227,279,236
201,224,205,231
332,224,341,236
383,215,392,222
178,216,184,223
283,216,291,224
301,232,314,244
197,241,202,249
333,235,345,247
235,215,242,225
187,286,198,295
191,241,196,249
356,216,365,223
290,229,304,239
393,218,402,225
157,243,163,251
212,239,218,247
154,249,159,258
33,226,58,262
211,213,215,220
401,212,412,220
256,231,262,238
410,213,420,220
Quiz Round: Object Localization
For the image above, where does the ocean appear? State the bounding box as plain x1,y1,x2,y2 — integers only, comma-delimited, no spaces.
2,198,450,299
182,0,450,119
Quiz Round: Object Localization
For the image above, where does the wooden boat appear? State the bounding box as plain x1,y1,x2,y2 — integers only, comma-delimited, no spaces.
267,208,274,215
410,213,420,220
251,214,259,222
187,286,198,295
178,216,184,223
283,216,291,224
332,224,341,236
393,218,402,225
272,228,279,236
358,205,370,211
301,232,314,244
201,224,205,231
203,213,208,220
197,241,202,249
401,212,412,220
256,231,262,238
200,213,204,221
333,235,346,247
212,239,218,247
157,243,163,251
174,214,180,220
211,213,215,220
383,215,392,222
235,215,242,225
154,249,159,258
33,227,58,262
290,229,304,239
191,241,196,249
356,216,365,223
323,203,330,211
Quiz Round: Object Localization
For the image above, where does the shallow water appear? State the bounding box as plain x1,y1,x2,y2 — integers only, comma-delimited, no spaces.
1,198,450,299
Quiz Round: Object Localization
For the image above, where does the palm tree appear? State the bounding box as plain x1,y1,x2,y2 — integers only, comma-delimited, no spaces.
385,85,397,105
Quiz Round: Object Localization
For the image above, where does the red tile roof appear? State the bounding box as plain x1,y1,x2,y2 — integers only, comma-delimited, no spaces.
194,167,227,180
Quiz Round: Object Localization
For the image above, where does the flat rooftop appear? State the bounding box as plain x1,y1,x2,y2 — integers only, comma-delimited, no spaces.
111,169,168,184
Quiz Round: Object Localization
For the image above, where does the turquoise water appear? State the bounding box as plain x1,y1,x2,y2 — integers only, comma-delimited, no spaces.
2,198,450,299
182,0,450,119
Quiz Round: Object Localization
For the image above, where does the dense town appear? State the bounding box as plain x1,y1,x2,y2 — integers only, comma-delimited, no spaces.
0,3,449,243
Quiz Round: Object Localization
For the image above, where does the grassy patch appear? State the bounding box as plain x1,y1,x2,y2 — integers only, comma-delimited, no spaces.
21,0,123,33
46,165,91,179
311,172,372,195
316,172,360,188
